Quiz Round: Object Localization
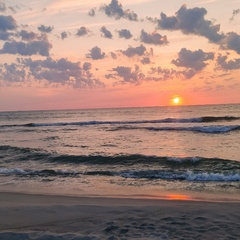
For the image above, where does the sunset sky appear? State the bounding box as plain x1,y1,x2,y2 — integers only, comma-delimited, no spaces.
0,0,239,111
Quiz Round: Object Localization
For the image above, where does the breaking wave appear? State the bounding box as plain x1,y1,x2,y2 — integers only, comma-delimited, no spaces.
0,116,239,129
1,145,239,167
1,167,239,182
124,125,240,133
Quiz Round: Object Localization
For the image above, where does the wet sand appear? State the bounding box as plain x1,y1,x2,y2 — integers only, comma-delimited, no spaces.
0,192,240,239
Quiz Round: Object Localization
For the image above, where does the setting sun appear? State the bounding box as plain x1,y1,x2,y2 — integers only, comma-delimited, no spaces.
173,97,180,104
171,96,182,105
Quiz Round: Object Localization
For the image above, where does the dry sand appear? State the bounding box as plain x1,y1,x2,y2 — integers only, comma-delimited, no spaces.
0,192,240,240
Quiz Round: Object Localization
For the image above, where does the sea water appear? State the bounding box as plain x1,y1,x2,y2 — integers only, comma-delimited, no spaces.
0,104,240,201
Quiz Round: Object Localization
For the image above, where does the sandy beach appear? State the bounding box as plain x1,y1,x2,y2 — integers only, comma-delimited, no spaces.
0,192,239,240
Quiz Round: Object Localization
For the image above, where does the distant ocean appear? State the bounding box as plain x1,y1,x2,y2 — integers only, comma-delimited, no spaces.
0,104,240,201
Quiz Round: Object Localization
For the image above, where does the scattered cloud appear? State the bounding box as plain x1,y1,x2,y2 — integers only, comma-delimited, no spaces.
230,9,240,21
121,44,147,57
0,62,26,83
172,48,214,71
100,0,138,21
19,30,38,41
217,54,240,70
61,31,68,40
86,46,105,60
118,29,132,39
100,26,113,39
82,62,91,71
148,66,196,80
0,57,105,88
37,24,54,33
0,15,17,32
0,1,239,93
157,5,224,43
88,8,96,17
140,29,168,45
76,26,90,37
105,65,144,84
0,39,52,56
222,32,240,54
141,57,151,65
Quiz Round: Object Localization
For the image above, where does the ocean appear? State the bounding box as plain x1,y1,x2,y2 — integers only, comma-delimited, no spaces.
0,104,240,201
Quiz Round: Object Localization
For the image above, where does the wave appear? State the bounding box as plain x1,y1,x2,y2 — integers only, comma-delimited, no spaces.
112,125,240,133
1,145,240,171
0,116,239,129
1,167,239,182
0,232,98,240
120,170,240,182
0,168,77,177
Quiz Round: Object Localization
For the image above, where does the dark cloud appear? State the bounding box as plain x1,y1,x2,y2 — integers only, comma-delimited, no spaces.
100,26,113,39
0,31,13,40
61,31,68,40
222,32,240,54
118,29,132,39
0,57,105,88
125,10,138,21
82,62,91,71
141,57,151,65
100,0,138,21
230,9,240,21
19,30,38,41
18,30,48,42
105,65,144,84
86,46,105,60
157,5,224,43
0,2,6,12
0,15,17,31
38,24,54,33
121,44,146,57
178,69,196,79
105,63,198,85
0,39,52,56
140,29,168,45
0,62,26,83
76,26,89,37
217,54,240,70
172,48,214,71
88,8,96,17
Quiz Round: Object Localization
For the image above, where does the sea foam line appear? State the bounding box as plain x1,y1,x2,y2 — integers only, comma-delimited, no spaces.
1,168,240,182
0,116,239,129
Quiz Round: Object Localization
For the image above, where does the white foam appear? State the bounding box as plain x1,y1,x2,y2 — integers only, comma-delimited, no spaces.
186,171,240,181
168,157,201,163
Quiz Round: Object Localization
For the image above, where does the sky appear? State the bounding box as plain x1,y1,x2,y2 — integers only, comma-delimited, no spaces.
0,0,239,111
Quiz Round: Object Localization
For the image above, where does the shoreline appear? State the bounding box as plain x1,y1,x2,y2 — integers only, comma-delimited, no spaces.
1,188,240,204
1,191,240,239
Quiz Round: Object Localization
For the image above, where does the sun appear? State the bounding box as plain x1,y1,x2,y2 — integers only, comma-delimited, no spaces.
173,97,180,104
171,96,182,105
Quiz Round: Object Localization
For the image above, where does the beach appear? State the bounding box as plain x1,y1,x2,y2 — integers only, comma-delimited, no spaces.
1,106,240,239
0,192,240,240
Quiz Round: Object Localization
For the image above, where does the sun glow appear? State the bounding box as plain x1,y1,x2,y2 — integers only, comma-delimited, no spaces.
173,97,180,104
171,96,182,105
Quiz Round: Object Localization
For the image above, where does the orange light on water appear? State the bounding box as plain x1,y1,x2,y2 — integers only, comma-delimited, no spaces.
166,194,192,200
